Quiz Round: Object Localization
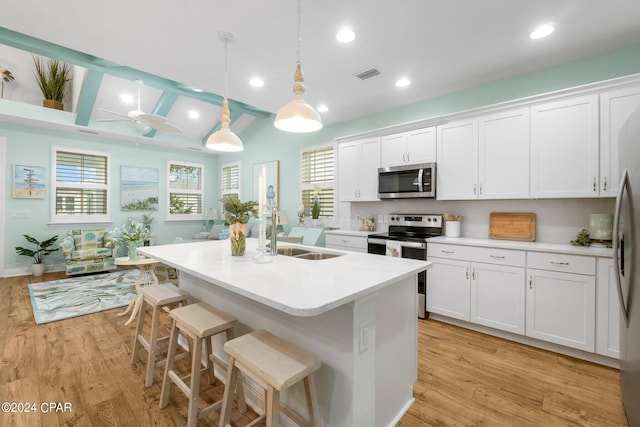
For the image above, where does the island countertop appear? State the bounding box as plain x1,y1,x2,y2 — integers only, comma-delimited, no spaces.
138,239,429,317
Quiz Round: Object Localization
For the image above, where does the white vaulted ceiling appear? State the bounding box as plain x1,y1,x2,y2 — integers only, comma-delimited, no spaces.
1,0,640,149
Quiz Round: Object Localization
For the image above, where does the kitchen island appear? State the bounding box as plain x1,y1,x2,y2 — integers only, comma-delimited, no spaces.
138,239,429,427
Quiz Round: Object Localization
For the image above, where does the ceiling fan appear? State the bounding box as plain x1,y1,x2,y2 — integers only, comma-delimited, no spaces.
97,79,181,133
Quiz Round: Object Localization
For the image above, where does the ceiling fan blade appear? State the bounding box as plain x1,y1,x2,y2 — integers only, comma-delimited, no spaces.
149,120,182,133
97,108,132,119
136,112,167,126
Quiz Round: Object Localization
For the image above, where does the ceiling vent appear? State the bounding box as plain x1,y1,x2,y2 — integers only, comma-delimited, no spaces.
355,68,381,80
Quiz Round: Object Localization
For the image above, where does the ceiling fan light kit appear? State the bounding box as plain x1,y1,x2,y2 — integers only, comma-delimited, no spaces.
206,31,244,152
274,0,323,133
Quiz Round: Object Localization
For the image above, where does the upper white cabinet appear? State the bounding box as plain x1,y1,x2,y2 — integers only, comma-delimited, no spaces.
437,108,530,200
337,137,380,202
380,127,436,167
530,95,599,198
600,85,640,196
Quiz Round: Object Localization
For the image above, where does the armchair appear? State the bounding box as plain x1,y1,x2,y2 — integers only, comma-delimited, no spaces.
59,229,117,275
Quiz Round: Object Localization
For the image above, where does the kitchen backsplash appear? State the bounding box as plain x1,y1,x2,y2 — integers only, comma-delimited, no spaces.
342,198,616,244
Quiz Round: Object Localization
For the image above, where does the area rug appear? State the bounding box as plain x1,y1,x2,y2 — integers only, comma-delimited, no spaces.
28,270,140,324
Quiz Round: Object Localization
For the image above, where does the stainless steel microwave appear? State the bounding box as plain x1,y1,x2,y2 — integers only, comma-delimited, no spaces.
378,163,436,199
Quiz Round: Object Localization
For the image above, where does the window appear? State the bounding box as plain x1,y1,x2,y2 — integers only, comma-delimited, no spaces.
167,161,204,220
300,143,335,219
221,162,240,215
51,147,110,223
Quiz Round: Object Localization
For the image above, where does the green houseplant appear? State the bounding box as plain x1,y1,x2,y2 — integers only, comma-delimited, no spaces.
111,218,152,260
223,197,259,256
15,234,59,276
33,56,71,110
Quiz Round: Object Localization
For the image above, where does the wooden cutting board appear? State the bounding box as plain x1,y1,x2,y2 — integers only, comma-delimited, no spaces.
489,212,536,241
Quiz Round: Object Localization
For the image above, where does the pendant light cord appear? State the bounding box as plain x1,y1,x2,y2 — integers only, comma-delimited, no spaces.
223,36,229,98
296,0,302,64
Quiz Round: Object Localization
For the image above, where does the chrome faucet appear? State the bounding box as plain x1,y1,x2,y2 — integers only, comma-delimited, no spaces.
270,205,278,255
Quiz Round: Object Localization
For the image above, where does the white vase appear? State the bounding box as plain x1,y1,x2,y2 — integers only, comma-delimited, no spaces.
31,263,45,277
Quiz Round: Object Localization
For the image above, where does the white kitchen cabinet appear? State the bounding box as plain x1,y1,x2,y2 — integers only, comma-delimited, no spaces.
478,108,530,199
599,85,640,197
337,137,380,201
530,94,599,198
526,252,596,352
436,118,478,200
325,233,368,253
426,257,471,321
596,257,620,358
380,127,436,167
437,108,529,200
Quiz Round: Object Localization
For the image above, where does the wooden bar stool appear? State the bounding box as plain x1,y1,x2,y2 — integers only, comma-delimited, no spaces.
219,329,322,427
160,302,246,427
131,283,190,387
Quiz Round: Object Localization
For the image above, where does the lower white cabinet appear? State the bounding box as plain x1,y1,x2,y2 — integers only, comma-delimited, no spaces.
596,258,620,358
427,257,471,321
471,263,525,334
325,233,368,253
525,267,596,352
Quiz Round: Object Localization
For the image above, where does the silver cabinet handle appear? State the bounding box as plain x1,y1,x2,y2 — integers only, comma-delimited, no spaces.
529,276,533,289
402,152,406,162
603,176,608,192
441,250,454,254
550,261,570,266
473,184,477,195
593,177,597,192
466,268,469,280
613,169,630,327
472,268,476,280
479,183,483,195
489,255,505,259
407,152,410,162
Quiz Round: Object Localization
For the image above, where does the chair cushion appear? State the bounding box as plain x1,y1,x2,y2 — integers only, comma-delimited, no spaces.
71,229,107,250
70,247,112,261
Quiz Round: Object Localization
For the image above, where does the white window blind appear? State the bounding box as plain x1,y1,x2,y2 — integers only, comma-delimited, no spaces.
300,144,335,218
52,147,110,223
168,161,204,218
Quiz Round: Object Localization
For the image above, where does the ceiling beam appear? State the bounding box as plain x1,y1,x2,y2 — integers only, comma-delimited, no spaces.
74,69,104,126
0,27,270,119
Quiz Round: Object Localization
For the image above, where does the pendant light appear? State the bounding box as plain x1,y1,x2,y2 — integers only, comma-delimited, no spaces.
274,0,323,133
206,31,243,152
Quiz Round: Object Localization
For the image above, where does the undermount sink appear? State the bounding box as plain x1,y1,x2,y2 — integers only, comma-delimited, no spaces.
276,246,343,260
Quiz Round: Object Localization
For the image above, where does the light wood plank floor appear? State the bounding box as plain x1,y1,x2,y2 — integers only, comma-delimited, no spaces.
0,271,629,426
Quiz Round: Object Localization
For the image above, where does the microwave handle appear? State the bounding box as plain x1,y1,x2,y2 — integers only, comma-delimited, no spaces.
417,169,423,192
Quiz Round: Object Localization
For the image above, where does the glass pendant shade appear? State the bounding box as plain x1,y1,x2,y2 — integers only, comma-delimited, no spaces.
206,97,243,152
275,62,322,133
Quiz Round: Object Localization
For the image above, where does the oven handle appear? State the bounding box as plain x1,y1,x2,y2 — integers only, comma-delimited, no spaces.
367,238,427,250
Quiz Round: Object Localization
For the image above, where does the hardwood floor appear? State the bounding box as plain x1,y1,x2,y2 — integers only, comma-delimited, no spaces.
0,271,629,426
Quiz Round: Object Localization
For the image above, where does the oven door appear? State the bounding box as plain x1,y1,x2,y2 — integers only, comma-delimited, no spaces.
367,238,428,319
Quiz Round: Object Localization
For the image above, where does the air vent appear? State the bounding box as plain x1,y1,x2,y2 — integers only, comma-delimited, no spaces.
355,68,381,80
77,129,100,135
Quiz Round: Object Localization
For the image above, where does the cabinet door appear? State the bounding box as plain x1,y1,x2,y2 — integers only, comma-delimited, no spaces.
600,86,640,196
596,258,620,358
406,127,436,165
426,258,470,321
478,108,530,199
471,263,525,334
358,137,381,200
530,95,599,198
436,119,478,200
380,132,406,167
526,268,595,352
337,141,359,202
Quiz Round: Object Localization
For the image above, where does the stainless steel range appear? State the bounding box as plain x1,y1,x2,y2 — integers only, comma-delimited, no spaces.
367,214,443,319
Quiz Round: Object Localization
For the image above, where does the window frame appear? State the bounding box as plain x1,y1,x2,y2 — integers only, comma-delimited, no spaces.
220,161,241,217
166,160,205,222
50,146,111,224
299,142,336,225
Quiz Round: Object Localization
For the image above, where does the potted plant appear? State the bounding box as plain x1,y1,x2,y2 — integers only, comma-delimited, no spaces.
223,197,259,256
33,56,71,110
111,218,152,260
15,234,59,277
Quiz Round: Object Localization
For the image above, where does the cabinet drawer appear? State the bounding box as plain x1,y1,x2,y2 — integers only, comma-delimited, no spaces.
469,247,525,267
427,243,476,260
527,252,595,275
325,234,368,251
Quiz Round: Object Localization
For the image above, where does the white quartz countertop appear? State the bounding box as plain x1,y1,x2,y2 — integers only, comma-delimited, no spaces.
427,236,613,257
138,239,429,317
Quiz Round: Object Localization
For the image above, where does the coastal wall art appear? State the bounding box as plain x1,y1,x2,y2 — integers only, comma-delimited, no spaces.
13,164,45,199
121,166,159,211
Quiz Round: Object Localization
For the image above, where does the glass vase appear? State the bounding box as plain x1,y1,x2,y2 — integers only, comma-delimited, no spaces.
229,222,247,256
127,240,142,260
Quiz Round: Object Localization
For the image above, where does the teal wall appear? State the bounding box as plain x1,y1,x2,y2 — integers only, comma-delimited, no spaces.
220,43,640,226
3,43,640,272
2,122,218,271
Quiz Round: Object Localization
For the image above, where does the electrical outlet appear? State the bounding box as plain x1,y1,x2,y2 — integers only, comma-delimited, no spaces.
383,215,390,223
378,214,384,224
355,214,361,222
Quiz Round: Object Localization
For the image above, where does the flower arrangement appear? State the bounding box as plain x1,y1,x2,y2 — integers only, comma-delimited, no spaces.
112,218,152,243
311,185,321,220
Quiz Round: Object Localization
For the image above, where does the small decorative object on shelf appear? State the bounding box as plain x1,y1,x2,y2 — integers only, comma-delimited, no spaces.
32,56,71,110
298,204,305,225
111,218,152,260
1,65,15,99
223,197,258,256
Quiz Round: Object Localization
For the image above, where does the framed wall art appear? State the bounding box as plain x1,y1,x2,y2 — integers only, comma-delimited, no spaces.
13,164,45,199
121,166,159,211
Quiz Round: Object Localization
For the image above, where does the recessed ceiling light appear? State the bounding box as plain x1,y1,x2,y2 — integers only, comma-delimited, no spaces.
530,23,555,40
192,87,204,93
119,93,134,104
395,77,411,88
317,104,328,113
249,77,264,87
336,27,356,43
188,110,200,119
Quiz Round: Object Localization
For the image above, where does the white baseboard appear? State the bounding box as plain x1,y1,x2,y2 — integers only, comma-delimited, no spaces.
2,263,66,278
